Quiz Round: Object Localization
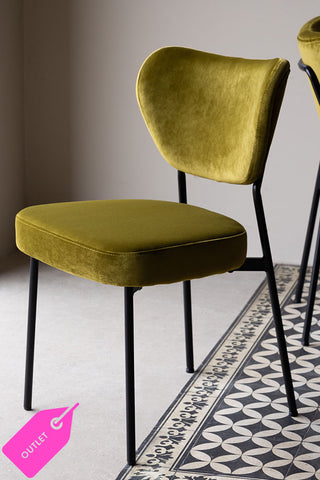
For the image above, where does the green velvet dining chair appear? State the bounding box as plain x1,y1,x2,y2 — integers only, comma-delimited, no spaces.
15,46,297,467
296,17,320,345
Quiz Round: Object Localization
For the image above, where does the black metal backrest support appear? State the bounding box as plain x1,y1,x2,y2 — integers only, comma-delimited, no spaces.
178,170,187,204
298,59,320,106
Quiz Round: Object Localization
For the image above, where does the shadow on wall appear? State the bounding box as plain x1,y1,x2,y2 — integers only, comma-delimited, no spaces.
24,0,73,205
24,1,120,206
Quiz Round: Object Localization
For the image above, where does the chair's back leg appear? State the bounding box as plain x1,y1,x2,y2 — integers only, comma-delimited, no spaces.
24,257,39,411
178,170,195,373
253,181,298,417
302,217,320,345
183,280,194,373
296,162,320,302
264,265,297,416
124,287,136,466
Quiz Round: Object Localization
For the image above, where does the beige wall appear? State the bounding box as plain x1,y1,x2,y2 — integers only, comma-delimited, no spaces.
2,1,320,262
0,0,24,259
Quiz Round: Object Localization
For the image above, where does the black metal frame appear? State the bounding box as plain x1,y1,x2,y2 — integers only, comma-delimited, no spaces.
178,170,195,373
295,59,320,345
177,174,297,421
124,287,136,466
24,257,39,411
236,177,297,416
23,170,297,468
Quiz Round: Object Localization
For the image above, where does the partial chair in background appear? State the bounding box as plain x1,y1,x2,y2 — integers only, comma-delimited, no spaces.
15,47,297,467
296,17,320,345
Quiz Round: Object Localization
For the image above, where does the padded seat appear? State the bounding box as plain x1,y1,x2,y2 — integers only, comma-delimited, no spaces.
16,199,247,287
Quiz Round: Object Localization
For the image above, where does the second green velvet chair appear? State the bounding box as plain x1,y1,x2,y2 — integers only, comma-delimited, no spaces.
296,17,320,345
15,47,297,467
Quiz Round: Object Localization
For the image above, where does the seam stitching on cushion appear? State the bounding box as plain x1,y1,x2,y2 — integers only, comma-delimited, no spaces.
17,218,246,256
298,36,320,44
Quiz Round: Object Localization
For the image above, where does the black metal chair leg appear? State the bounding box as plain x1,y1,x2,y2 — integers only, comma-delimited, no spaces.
124,287,136,466
296,162,320,302
24,257,39,411
265,265,298,416
253,181,298,417
178,171,195,374
302,218,320,346
183,280,194,373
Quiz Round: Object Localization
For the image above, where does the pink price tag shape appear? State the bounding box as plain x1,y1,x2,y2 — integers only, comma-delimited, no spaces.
2,403,79,478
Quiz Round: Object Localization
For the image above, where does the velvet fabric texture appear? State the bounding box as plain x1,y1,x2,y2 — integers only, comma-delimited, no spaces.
16,200,246,287
136,47,290,185
298,17,320,119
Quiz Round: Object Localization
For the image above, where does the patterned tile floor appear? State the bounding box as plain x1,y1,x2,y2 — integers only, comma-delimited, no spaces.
117,265,320,480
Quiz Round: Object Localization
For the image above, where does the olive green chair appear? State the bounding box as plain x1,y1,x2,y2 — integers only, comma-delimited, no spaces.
296,17,320,345
15,47,297,466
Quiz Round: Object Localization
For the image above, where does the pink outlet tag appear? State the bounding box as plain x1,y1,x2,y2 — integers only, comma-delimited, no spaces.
2,403,79,478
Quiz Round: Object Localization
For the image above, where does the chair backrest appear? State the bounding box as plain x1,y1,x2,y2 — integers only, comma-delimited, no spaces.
136,47,289,185
298,17,320,118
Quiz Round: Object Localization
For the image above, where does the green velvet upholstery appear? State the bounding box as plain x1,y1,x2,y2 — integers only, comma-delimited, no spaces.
15,47,290,288
136,47,290,185
298,17,320,119
16,200,246,287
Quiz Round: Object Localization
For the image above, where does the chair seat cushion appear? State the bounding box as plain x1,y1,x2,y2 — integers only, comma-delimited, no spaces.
16,199,247,286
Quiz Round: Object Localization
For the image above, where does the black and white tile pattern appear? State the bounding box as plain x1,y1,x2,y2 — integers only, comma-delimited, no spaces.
117,266,320,480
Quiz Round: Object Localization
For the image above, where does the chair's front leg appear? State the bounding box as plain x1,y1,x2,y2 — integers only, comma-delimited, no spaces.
24,257,39,411
124,287,136,466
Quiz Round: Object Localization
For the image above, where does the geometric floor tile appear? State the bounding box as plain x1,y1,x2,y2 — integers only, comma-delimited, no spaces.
117,265,320,480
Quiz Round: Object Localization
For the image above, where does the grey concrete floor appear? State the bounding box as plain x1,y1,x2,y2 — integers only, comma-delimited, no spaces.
0,253,265,479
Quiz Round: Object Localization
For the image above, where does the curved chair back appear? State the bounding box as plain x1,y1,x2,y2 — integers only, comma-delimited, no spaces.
298,17,320,118
136,47,289,185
